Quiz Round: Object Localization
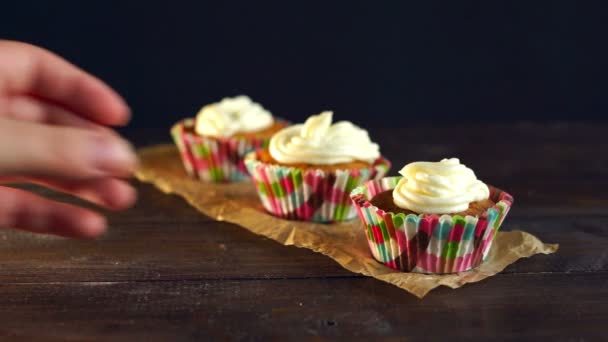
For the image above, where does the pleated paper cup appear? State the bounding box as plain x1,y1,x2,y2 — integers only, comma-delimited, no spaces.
171,118,284,183
350,177,513,274
244,151,391,223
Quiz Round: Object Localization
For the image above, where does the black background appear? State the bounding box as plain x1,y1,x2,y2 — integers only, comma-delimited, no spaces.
2,1,607,136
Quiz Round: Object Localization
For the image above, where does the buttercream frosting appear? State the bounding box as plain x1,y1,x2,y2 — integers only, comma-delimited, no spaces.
268,111,380,165
392,158,489,214
195,95,273,137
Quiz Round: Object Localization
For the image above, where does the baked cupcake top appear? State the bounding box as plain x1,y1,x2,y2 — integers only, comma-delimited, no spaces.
392,158,490,214
268,111,380,165
195,95,274,138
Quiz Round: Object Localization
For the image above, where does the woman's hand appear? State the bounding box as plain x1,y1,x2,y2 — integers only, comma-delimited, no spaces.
0,40,138,238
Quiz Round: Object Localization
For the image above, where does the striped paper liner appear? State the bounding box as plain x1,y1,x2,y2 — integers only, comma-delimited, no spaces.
244,151,391,223
171,118,286,183
350,177,513,274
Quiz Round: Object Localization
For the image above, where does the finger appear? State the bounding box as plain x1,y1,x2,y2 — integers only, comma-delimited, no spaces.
38,178,137,211
0,117,138,180
0,177,137,211
0,186,106,238
0,40,130,126
2,95,114,133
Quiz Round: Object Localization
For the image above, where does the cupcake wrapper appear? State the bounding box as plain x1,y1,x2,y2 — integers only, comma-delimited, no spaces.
350,177,513,274
245,151,391,223
171,119,274,182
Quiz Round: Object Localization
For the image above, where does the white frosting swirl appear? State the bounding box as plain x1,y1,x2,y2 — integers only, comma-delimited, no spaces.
392,158,490,214
195,95,274,137
268,111,380,165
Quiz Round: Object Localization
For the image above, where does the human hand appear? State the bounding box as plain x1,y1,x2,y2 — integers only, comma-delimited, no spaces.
0,40,138,238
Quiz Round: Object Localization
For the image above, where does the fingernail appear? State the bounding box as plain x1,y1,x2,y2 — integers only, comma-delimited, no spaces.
93,136,137,176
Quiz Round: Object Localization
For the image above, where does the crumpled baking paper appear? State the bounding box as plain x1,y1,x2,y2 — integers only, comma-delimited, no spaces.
135,144,558,298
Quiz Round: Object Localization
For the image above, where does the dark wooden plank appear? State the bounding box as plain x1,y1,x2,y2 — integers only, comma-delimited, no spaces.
0,273,605,340
0,183,355,282
0,181,603,283
501,216,608,274
0,122,604,339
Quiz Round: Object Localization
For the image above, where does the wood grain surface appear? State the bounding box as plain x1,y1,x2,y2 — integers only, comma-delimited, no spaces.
0,122,605,340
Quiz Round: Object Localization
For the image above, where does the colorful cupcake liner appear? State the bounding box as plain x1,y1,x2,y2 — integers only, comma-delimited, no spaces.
171,118,281,183
350,177,513,274
244,151,391,223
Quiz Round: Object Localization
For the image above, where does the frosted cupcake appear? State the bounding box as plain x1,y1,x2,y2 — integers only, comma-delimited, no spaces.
245,111,391,222
171,95,287,182
350,158,513,273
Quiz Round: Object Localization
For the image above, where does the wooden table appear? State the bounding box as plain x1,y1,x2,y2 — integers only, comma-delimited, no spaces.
0,123,605,340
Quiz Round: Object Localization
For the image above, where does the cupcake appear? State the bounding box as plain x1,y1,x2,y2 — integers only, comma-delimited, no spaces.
171,95,287,182
350,158,513,274
245,111,391,222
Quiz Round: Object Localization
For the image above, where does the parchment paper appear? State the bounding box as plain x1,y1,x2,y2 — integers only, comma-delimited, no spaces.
135,144,558,298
